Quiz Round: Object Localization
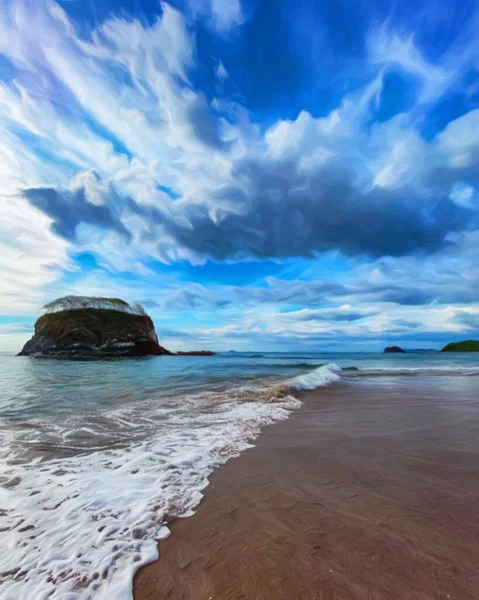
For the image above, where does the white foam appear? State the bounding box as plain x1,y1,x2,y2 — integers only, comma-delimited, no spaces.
0,389,301,600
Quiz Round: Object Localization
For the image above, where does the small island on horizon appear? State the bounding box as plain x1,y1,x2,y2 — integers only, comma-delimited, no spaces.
18,296,216,360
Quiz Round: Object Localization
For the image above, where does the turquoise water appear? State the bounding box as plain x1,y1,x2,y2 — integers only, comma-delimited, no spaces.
2,350,479,422
0,351,478,600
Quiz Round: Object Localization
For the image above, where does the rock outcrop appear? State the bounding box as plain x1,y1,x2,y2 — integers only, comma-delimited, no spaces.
383,346,406,353
19,307,171,359
441,340,479,352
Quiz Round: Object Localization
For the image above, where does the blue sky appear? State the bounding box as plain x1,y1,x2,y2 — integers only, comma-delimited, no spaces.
1,0,479,351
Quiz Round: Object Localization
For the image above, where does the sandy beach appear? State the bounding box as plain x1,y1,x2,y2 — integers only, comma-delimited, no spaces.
134,375,479,600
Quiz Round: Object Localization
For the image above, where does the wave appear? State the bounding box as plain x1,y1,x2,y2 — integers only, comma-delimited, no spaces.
289,362,342,390
264,363,342,400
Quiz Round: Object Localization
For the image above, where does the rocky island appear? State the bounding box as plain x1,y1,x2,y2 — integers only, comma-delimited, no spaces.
384,346,406,353
19,296,172,359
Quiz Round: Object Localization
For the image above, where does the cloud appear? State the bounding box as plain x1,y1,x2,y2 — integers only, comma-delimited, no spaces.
24,172,131,242
295,307,378,322
3,0,478,271
171,300,479,352
143,156,470,260
188,0,244,33
0,193,71,316
454,310,479,329
216,61,228,80
23,102,475,265
244,231,479,308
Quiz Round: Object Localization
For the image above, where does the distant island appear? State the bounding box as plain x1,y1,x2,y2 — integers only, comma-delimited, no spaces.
441,340,479,352
19,296,215,359
383,346,437,353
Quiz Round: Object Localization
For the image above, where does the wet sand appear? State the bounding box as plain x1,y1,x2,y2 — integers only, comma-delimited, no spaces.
134,375,479,600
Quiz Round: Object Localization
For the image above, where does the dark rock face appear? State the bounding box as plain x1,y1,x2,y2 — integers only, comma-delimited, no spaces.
441,340,479,352
384,346,406,353
19,308,171,359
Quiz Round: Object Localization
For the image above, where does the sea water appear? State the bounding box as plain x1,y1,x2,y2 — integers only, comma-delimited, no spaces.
0,351,478,599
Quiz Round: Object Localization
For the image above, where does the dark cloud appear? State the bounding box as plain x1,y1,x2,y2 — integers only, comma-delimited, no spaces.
130,155,473,261
22,141,477,272
24,183,130,242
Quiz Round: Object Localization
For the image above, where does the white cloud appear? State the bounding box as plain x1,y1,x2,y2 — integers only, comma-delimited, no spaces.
450,182,476,208
209,0,244,32
189,0,244,33
0,193,71,315
216,60,228,79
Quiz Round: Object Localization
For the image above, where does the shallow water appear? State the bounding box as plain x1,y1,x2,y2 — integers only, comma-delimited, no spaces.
0,351,478,599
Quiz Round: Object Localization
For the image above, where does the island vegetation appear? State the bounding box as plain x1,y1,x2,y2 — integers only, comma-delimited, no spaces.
43,295,148,316
441,340,479,352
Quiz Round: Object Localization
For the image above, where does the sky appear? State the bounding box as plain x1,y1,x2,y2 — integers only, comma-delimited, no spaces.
0,0,479,352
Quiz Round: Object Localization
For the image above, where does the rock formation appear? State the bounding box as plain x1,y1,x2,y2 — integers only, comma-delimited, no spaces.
19,297,171,359
383,346,406,353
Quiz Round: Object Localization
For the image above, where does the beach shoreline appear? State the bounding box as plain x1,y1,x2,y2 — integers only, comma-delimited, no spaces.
134,375,479,600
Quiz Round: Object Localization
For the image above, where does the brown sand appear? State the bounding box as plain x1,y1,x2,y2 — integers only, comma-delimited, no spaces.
134,375,479,600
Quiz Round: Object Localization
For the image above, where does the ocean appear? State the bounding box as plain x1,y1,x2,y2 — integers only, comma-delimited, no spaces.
1,351,478,600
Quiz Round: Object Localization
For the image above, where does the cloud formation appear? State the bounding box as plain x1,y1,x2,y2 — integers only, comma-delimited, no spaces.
0,0,478,349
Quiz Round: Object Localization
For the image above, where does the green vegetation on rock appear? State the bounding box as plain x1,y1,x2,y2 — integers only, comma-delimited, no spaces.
440,340,479,352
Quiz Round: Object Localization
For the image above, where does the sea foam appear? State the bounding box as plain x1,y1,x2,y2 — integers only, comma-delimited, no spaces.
0,365,339,600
